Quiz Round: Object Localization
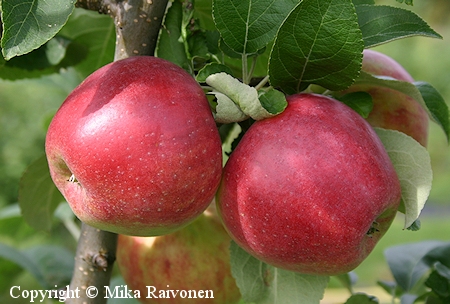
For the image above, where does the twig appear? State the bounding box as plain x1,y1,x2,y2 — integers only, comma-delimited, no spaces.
67,224,118,303
75,0,169,59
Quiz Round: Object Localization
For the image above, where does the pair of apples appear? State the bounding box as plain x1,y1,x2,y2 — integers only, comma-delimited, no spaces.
45,50,428,302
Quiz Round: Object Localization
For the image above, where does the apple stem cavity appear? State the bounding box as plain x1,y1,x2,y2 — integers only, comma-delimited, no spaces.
67,1,170,303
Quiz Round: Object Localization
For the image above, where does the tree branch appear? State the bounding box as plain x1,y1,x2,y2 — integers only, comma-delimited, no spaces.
67,224,118,303
76,0,169,60
67,1,169,303
111,0,169,60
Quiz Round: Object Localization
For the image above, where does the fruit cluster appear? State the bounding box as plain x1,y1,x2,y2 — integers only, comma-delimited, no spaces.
46,50,425,300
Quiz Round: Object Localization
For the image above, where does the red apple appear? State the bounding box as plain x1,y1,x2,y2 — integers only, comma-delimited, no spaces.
216,93,401,276
45,56,222,236
116,208,241,304
342,49,429,146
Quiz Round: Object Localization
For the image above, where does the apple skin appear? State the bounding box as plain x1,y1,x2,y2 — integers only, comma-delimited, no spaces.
216,93,401,276
45,56,222,236
342,49,429,146
116,208,241,304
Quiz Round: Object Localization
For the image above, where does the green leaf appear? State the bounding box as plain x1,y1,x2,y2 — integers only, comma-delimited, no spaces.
204,30,221,55
1,0,75,60
269,0,364,94
1,8,115,80
423,243,450,269
7,36,70,68
335,272,358,294
374,128,432,229
212,92,249,123
400,294,421,304
0,206,46,243
156,0,191,71
212,0,298,55
207,72,280,121
18,155,65,232
376,280,402,298
353,0,375,4
0,244,74,290
384,240,446,291
396,0,414,5
0,204,21,220
0,36,74,80
194,0,216,31
406,219,421,231
344,293,379,304
23,245,74,288
0,243,48,288
337,92,373,118
230,241,329,304
425,262,450,299
219,38,243,58
188,31,210,61
196,62,234,82
434,262,450,280
355,5,442,48
58,8,115,78
414,81,450,142
258,88,287,115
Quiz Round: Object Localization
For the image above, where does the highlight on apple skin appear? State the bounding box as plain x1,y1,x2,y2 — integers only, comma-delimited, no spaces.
216,93,402,276
45,56,223,236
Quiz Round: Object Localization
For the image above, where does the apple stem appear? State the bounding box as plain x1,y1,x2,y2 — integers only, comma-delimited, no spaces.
248,56,258,83
254,75,270,91
67,1,169,303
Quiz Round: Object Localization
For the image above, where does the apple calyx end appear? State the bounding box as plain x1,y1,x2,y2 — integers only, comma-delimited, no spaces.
366,221,380,238
68,174,79,183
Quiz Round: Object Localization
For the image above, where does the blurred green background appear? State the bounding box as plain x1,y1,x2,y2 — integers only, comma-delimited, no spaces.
0,0,449,302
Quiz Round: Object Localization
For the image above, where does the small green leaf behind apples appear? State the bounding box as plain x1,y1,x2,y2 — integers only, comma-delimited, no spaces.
230,242,329,304
155,0,191,71
336,92,374,118
0,243,74,289
380,240,450,302
196,63,234,83
374,128,432,229
344,293,379,304
18,154,65,232
414,81,450,142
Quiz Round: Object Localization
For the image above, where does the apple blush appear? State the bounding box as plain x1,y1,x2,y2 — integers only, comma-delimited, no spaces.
116,210,241,304
343,49,429,146
216,93,402,276
45,56,222,236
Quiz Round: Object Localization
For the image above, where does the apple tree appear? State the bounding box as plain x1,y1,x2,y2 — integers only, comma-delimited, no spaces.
1,0,449,303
